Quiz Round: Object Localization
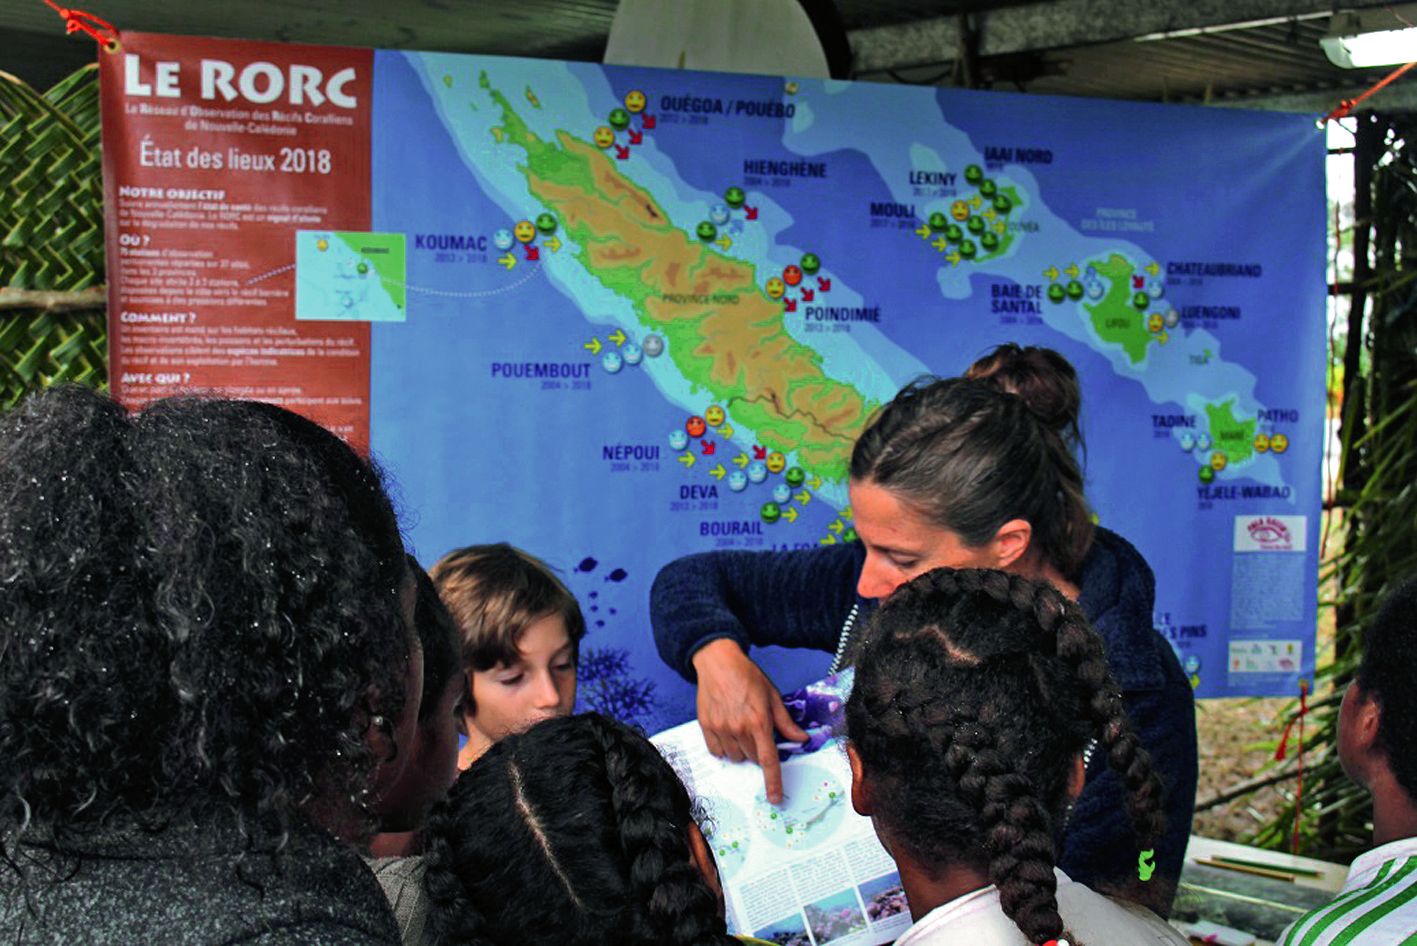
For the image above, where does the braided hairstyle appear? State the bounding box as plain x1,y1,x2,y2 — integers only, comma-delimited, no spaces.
845,568,1166,945
850,357,1093,580
423,713,736,946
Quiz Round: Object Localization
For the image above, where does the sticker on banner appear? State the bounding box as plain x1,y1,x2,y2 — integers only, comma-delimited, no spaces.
295,230,406,322
1233,514,1306,553
1229,639,1302,674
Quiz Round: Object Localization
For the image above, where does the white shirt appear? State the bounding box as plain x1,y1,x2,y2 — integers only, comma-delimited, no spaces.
895,868,1187,946
1276,835,1417,946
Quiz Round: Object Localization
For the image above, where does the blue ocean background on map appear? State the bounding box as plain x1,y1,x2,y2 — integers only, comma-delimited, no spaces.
367,48,1324,721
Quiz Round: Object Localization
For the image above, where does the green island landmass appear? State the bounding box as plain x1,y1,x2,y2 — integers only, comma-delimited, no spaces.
1082,253,1153,364
484,75,876,480
1205,398,1256,466
336,233,406,310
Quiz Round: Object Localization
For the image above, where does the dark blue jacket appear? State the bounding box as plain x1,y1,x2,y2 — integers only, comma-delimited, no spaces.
651,528,1197,912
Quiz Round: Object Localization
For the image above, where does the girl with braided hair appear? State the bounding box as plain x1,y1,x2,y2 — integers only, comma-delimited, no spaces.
422,712,770,946
651,344,1196,913
845,567,1186,946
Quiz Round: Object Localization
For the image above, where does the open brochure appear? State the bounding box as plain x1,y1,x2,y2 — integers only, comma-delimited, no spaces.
652,669,910,946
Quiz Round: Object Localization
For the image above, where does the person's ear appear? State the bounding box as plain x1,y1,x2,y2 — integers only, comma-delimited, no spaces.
847,743,874,817
989,518,1033,570
1067,752,1086,802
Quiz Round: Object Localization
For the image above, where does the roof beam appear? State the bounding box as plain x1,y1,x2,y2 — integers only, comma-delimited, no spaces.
849,0,1394,75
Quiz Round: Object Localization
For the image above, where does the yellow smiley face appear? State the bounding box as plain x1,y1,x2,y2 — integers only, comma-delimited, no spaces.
624,90,646,113
1270,434,1289,454
765,278,785,300
594,126,615,149
514,220,536,243
1147,313,1164,333
1210,451,1228,472
767,452,786,474
1253,433,1271,453
705,405,725,427
950,200,971,221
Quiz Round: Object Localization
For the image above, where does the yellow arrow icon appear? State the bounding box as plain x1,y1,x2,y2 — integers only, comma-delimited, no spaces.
970,195,982,209
1043,266,1059,281
829,520,845,534
583,337,602,355
716,235,732,250
782,506,799,523
678,453,696,469
946,251,961,266
544,235,562,253
993,220,1007,234
795,490,811,505
734,453,749,469
932,236,949,252
1158,330,1169,345
1145,262,1160,276
840,505,853,520
720,424,734,439
498,253,517,270
983,208,996,219
915,224,931,239
709,463,726,480
608,328,627,347
808,474,822,490
1064,263,1079,278
819,534,839,546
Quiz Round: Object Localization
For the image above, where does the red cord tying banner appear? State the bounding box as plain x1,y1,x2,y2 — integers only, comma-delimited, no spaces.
42,0,119,50
1322,59,1417,125
1274,679,1310,853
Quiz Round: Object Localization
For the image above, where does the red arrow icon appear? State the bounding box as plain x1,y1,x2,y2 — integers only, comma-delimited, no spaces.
642,114,656,129
753,445,768,460
628,127,643,145
524,245,540,261
817,277,831,292
801,288,815,302
701,440,716,456
1132,275,1145,289
784,297,797,312
744,205,759,221
615,144,630,160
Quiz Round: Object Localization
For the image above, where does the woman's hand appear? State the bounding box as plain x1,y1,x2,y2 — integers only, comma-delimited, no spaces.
691,638,808,804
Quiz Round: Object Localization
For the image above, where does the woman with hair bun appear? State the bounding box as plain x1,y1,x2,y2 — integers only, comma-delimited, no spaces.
845,567,1187,945
0,389,419,944
422,712,756,946
651,344,1197,914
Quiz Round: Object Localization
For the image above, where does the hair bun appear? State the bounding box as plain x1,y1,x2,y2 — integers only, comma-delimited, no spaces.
965,344,1082,447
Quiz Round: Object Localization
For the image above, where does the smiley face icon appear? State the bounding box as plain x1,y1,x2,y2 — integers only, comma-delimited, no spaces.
686,415,707,438
1270,433,1289,454
950,200,971,221
1254,433,1271,453
705,405,725,427
624,89,647,113
593,126,615,149
782,265,803,287
1210,451,1228,472
513,220,536,243
766,451,786,474
765,278,786,300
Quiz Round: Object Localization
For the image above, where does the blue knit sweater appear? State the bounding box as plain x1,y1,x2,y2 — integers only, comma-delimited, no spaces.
650,528,1197,913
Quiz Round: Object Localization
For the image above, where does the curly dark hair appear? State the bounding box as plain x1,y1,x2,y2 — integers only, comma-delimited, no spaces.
850,367,1093,580
845,568,1166,945
1357,577,1417,799
422,713,736,946
0,388,411,871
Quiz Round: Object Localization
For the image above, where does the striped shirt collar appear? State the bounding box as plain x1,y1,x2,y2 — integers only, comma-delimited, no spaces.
1344,836,1417,893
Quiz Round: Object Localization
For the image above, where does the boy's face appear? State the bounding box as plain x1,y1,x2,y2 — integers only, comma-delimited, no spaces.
462,614,577,764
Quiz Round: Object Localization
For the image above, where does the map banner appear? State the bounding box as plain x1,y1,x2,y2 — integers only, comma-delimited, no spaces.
101,33,1327,714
